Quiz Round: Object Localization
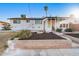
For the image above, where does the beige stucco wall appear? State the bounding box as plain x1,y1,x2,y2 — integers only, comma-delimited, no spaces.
69,24,79,31
15,40,71,49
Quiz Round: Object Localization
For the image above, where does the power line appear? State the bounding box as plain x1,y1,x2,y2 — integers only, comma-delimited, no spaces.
28,3,32,17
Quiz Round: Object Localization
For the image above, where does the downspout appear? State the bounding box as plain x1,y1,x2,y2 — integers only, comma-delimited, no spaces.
43,18,47,33
44,21,45,32
55,16,57,31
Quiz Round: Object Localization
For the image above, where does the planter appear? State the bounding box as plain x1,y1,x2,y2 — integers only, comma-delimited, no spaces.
15,39,71,49
7,38,19,50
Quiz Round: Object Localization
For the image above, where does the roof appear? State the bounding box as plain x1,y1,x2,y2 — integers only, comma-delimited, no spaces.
45,17,69,20
8,18,44,20
8,16,69,20
8,17,56,20
0,21,9,24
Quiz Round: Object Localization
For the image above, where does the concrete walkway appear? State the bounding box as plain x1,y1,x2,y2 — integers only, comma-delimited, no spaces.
64,35,79,44
62,34,79,48
2,48,79,56
54,32,79,48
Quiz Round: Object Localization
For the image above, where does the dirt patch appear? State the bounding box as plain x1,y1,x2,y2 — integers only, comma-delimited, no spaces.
0,31,16,55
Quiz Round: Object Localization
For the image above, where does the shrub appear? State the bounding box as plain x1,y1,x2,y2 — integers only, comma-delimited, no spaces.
13,30,32,40
56,28,62,32
64,28,72,32
2,24,11,30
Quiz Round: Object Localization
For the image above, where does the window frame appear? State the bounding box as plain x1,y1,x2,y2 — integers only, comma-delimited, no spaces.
13,19,21,24
35,20,42,24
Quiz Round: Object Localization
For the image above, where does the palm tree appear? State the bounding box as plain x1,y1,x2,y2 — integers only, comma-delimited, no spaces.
43,6,48,32
44,6,48,17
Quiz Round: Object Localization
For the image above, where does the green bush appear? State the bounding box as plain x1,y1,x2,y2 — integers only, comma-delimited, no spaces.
2,24,11,30
13,30,32,40
64,28,72,32
56,28,62,32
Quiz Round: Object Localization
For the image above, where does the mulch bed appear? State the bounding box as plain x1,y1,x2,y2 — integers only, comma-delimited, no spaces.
19,32,65,40
66,34,79,38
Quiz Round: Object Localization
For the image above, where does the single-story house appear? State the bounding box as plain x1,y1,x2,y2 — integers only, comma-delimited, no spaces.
8,15,56,32
8,15,71,32
0,21,9,30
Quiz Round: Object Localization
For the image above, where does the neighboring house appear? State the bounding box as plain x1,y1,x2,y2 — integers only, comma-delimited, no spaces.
0,21,9,30
54,17,69,31
56,15,79,31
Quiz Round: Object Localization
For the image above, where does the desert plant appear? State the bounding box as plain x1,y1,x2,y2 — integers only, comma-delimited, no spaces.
13,30,32,40
64,28,72,32
56,28,62,32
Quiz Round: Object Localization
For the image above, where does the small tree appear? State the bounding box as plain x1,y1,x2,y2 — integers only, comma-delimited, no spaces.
2,24,11,30
64,28,72,32
56,28,62,32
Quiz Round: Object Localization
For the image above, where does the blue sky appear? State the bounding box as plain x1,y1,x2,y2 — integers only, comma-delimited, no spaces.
0,3,79,21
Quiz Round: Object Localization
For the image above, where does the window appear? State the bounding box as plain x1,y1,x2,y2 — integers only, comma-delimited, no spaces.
35,20,42,24
26,20,30,23
66,24,68,28
13,20,20,24
60,24,62,27
63,24,65,27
